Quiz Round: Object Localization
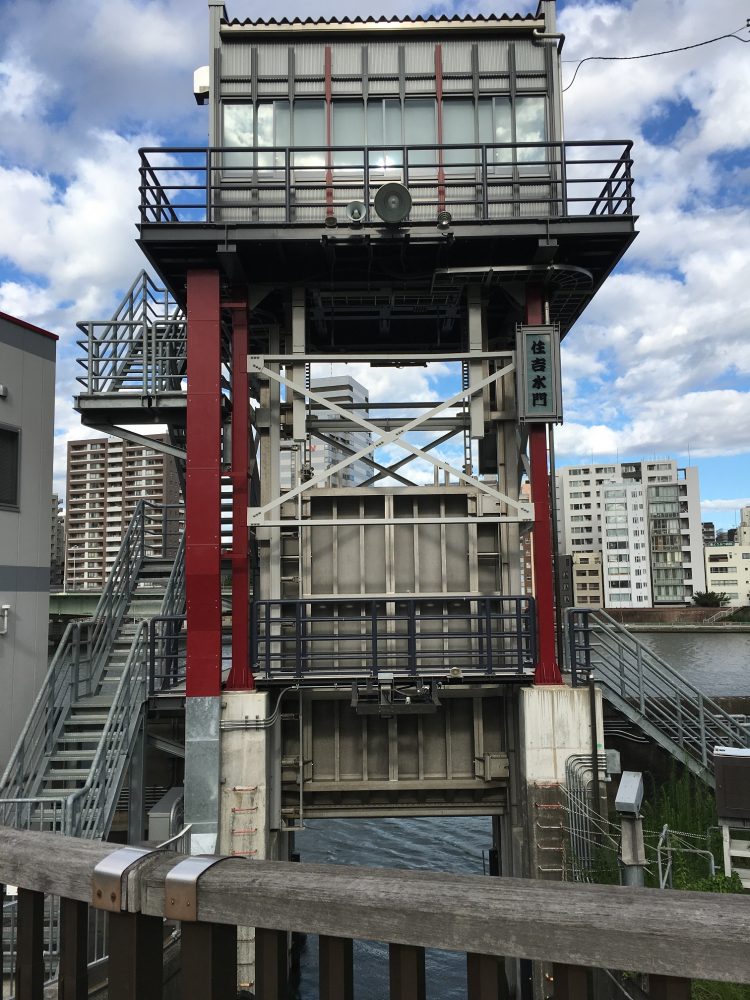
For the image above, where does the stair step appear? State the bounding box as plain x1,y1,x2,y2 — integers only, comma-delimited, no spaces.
732,866,750,888
66,714,109,725
73,697,113,709
50,750,97,762
47,768,91,779
729,840,750,859
58,734,101,745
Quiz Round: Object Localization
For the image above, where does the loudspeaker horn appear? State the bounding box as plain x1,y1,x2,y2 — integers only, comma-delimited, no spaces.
345,200,367,224
373,182,412,225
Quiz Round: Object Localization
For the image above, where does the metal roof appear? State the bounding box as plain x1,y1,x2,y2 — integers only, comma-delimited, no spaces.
0,311,58,342
223,12,542,28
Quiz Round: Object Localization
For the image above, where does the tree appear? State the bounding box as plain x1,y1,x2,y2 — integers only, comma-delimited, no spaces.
692,591,730,607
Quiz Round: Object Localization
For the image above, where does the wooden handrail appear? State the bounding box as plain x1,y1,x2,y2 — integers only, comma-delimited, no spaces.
1,826,749,993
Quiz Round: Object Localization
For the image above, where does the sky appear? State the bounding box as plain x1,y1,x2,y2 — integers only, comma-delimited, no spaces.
0,0,748,528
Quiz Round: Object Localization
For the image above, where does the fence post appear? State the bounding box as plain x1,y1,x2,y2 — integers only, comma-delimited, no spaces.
107,912,164,1000
255,927,288,999
319,935,354,1000
15,888,44,1000
552,963,589,999
59,898,89,1000
467,952,509,999
649,976,692,1000
389,943,426,1000
180,922,238,1000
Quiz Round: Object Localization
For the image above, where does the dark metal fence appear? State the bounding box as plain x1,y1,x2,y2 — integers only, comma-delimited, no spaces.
138,140,634,225
253,596,536,679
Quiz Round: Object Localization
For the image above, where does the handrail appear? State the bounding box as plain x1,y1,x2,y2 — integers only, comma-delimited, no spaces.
75,270,185,396
567,607,750,780
137,139,635,225
1,827,748,989
0,502,154,799
66,622,150,838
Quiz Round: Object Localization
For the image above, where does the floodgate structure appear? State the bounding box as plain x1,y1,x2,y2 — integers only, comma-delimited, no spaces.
2,2,750,998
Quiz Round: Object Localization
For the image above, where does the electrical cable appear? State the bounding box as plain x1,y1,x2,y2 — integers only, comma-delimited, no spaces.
562,23,750,92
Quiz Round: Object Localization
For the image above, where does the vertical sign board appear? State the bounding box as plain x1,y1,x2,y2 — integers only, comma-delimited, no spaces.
516,324,563,424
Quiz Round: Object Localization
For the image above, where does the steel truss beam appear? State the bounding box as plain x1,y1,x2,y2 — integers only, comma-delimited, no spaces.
83,424,187,461
247,355,533,525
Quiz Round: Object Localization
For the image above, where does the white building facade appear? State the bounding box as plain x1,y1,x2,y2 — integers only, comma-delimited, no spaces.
704,545,750,608
556,460,705,608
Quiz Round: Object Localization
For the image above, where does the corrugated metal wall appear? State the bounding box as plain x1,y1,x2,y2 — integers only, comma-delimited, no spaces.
217,36,550,104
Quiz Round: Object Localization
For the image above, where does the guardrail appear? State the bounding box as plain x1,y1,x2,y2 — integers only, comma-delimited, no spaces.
138,140,634,225
1,827,748,1000
253,596,536,679
75,269,185,396
0,501,168,808
567,607,750,783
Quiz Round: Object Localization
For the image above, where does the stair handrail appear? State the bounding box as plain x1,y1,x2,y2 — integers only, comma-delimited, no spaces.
0,502,151,801
76,270,185,396
67,535,185,838
66,621,151,838
568,607,750,775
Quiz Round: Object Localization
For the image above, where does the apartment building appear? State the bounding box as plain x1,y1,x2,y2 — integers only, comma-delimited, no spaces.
556,460,705,607
65,435,181,589
50,494,65,588
570,551,603,608
704,545,750,608
739,506,750,546
280,376,371,489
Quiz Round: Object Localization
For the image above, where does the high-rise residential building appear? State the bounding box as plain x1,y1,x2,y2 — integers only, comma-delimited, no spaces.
64,435,181,590
280,376,371,489
50,494,65,588
739,506,750,546
702,521,716,546
704,545,750,608
0,310,57,769
570,551,603,608
556,460,705,607
600,479,652,608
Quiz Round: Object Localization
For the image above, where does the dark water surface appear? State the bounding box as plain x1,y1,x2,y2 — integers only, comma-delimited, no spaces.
636,631,750,696
293,633,747,996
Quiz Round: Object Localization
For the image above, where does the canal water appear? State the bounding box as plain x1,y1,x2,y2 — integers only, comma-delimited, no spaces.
293,632,750,997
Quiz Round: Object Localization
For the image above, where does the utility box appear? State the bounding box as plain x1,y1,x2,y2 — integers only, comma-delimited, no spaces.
714,747,750,821
148,786,184,843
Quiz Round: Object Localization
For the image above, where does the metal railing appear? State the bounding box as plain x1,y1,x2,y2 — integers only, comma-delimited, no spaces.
253,596,536,679
0,502,159,809
75,269,185,396
138,140,635,225
567,608,750,783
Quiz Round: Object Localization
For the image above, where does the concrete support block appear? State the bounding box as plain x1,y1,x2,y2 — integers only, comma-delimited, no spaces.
218,691,285,993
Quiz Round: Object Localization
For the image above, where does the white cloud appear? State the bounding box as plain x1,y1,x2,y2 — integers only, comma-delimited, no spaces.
701,498,750,511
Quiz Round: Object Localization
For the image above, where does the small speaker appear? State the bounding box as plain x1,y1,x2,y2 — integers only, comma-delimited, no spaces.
345,200,367,224
373,182,412,225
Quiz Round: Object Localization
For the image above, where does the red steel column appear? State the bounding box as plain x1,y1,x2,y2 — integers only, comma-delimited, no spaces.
526,285,563,685
226,301,254,690
186,270,223,697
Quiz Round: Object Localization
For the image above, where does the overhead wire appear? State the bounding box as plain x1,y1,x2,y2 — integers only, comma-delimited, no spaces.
562,23,750,92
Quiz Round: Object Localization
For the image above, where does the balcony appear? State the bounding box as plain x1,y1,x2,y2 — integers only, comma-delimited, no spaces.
139,140,633,226
136,139,637,336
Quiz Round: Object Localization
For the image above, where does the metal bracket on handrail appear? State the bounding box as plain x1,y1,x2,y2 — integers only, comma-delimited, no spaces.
164,855,246,922
91,846,162,912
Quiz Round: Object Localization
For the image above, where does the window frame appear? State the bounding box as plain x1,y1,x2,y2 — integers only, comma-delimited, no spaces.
0,424,21,511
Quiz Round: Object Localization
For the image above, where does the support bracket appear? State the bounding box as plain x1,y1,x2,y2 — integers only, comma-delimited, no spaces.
91,846,162,913
164,855,245,922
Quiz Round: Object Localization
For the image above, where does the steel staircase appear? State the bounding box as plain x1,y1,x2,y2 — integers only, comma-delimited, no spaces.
0,501,184,838
567,608,750,787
